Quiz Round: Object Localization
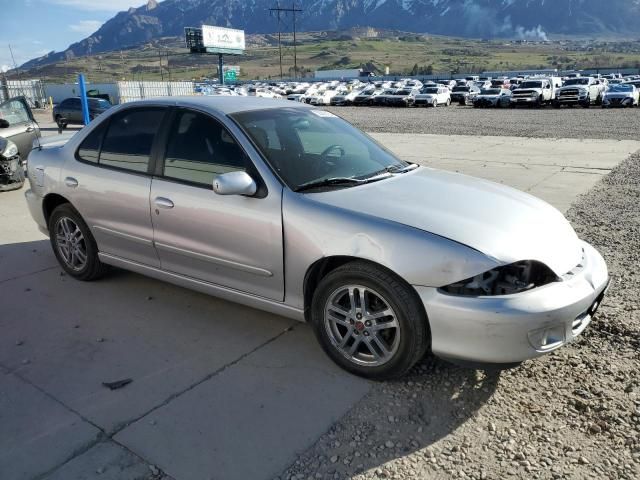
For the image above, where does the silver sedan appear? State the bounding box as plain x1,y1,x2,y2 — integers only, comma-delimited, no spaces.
24,97,609,379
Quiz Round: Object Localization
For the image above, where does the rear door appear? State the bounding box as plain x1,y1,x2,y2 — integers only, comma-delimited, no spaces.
68,107,167,267
0,97,40,160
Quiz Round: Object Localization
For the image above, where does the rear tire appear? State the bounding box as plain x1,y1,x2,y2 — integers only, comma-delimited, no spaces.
310,261,430,380
48,204,108,281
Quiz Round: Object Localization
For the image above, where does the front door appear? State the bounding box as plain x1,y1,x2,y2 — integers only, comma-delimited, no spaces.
0,97,40,160
150,108,284,301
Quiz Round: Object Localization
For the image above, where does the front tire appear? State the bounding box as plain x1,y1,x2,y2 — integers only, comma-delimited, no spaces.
49,204,108,281
310,261,429,379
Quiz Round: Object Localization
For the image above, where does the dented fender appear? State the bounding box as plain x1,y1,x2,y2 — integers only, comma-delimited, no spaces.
282,189,499,310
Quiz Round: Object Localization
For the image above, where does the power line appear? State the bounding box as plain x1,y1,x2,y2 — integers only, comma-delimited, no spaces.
269,0,303,79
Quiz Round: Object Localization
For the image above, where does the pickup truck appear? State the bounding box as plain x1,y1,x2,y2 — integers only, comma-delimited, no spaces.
553,77,603,108
510,77,561,107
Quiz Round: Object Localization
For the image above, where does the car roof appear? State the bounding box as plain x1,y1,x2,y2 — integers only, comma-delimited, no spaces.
120,96,312,115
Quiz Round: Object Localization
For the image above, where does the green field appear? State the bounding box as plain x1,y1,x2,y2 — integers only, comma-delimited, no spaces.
10,30,640,83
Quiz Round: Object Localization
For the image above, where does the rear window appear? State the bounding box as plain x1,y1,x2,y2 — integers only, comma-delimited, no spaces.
100,109,165,173
76,108,165,173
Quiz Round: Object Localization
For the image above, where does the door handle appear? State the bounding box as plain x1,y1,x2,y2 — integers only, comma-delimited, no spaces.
154,197,174,209
26,126,35,133
64,177,78,188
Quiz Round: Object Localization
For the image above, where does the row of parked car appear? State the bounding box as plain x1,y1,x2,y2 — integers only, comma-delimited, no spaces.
198,73,640,109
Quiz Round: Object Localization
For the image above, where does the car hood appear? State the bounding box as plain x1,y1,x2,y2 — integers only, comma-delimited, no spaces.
476,94,500,100
307,167,581,275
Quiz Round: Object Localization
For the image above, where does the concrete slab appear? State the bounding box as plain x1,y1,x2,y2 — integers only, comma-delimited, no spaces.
0,265,295,434
114,326,370,480
0,371,101,480
0,187,56,282
371,133,640,212
43,441,158,480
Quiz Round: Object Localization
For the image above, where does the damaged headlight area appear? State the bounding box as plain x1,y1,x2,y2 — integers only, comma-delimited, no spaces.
0,137,25,192
439,260,559,296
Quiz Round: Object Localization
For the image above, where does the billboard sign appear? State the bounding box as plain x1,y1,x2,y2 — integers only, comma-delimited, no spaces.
202,25,245,55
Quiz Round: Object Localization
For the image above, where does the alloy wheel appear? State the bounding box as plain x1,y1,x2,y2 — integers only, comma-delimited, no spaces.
324,285,400,367
55,217,88,271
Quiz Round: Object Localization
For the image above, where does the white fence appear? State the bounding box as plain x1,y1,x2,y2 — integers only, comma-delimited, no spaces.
117,81,194,103
0,80,47,107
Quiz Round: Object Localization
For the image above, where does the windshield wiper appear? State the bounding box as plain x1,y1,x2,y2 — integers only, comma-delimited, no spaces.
294,177,366,192
385,163,418,174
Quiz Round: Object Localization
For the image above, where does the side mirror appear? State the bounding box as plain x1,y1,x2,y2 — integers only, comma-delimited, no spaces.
213,171,257,196
0,119,9,128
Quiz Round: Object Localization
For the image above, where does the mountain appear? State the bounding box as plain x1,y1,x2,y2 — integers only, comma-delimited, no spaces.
22,0,640,68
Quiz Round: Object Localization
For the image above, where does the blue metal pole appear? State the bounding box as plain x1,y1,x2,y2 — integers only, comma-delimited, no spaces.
78,74,90,126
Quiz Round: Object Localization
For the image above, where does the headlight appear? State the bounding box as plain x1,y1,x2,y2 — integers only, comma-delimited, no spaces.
439,260,559,296
0,138,18,158
531,92,538,97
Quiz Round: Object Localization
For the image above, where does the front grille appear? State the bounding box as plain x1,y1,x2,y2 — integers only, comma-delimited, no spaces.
559,89,581,101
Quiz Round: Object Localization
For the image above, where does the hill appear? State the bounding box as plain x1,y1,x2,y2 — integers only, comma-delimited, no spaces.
21,0,640,69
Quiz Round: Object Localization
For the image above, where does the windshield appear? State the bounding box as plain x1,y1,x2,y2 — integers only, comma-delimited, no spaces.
453,86,469,92
565,78,589,85
608,84,633,92
231,108,407,191
422,87,439,94
481,89,501,95
394,90,411,95
520,81,542,89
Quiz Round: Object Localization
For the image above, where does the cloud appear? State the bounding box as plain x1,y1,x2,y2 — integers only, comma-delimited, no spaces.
1,65,9,73
69,20,104,34
46,0,142,12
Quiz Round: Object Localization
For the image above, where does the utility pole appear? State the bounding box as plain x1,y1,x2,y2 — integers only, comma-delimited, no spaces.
269,1,284,79
158,49,164,80
269,1,302,79
8,44,18,78
292,0,299,80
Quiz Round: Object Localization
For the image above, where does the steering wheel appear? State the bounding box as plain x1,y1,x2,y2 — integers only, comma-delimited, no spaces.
309,144,346,177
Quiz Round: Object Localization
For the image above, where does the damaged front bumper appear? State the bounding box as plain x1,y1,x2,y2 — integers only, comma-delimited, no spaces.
0,156,25,192
414,240,609,366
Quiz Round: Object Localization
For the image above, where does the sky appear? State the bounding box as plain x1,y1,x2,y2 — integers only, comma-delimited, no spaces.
1,0,145,71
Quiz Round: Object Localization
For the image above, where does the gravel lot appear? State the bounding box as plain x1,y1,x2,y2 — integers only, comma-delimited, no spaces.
323,106,640,140
279,154,640,480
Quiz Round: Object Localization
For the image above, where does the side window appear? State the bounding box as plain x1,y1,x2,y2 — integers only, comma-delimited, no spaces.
71,98,82,108
163,110,247,186
100,108,165,173
0,99,30,125
77,122,106,163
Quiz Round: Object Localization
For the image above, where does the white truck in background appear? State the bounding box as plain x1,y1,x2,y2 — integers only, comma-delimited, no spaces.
553,77,605,108
510,76,562,107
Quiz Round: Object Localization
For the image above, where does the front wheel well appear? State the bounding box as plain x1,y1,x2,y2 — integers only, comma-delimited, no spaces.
43,193,71,225
303,256,422,322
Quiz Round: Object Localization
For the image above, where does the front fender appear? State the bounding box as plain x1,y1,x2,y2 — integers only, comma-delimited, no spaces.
282,189,498,310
